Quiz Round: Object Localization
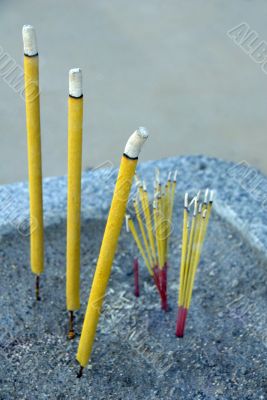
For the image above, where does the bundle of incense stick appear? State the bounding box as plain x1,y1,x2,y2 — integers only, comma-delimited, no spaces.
176,189,214,337
126,169,177,311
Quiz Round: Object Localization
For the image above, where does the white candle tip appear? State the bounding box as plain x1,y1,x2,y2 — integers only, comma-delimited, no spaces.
22,25,38,56
69,68,83,98
124,127,149,159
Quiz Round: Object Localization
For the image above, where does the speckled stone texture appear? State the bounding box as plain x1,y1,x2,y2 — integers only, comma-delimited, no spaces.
0,156,266,400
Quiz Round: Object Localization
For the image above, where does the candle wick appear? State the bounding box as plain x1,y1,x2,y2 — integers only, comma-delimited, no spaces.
68,311,75,340
35,275,41,301
77,366,83,378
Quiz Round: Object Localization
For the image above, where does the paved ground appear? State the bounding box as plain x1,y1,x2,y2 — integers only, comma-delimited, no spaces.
1,1,267,183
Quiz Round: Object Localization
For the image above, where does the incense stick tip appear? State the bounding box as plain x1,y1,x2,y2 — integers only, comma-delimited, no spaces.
69,68,83,98
184,192,189,209
22,25,38,56
209,190,215,203
124,127,149,159
134,174,143,188
155,168,160,184
125,215,131,232
204,188,209,204
143,180,147,191
193,198,198,216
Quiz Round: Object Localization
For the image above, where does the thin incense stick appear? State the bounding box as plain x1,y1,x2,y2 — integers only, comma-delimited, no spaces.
166,171,177,255
178,193,189,307
133,198,153,270
155,194,168,310
125,215,153,276
76,127,149,375
133,258,140,297
176,191,213,337
66,68,83,339
22,25,44,300
126,210,161,295
127,169,177,310
140,181,157,267
153,199,162,268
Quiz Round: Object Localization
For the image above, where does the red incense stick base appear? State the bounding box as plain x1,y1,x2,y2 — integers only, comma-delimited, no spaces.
133,258,140,297
160,263,168,311
153,266,161,294
175,306,188,337
153,265,169,311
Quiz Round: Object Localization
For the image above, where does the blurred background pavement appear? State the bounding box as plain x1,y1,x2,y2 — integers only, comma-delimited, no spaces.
0,0,267,183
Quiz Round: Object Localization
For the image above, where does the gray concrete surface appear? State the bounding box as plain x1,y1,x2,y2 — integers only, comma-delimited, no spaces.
1,1,267,184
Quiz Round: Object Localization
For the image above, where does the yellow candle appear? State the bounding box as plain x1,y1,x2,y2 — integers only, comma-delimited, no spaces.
76,127,149,373
22,25,44,299
66,69,83,338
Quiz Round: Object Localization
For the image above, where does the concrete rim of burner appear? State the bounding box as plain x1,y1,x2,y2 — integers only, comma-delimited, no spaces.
0,155,266,257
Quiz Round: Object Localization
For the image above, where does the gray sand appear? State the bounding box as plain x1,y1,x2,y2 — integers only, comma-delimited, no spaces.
1,206,267,399
1,155,267,399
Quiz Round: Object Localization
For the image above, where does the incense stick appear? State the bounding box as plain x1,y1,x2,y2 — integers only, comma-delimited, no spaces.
22,25,44,300
133,198,154,269
76,127,149,375
125,215,153,276
133,258,140,297
139,181,157,267
176,190,214,337
126,169,177,310
66,68,83,339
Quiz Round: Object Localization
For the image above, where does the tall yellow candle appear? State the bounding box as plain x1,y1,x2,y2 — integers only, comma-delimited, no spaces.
66,68,83,338
76,127,149,375
22,25,44,300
